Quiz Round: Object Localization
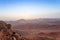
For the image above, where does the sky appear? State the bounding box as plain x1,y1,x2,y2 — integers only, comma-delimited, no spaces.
0,0,60,21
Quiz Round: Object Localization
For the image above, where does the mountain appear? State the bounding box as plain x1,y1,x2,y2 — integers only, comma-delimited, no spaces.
5,18,60,29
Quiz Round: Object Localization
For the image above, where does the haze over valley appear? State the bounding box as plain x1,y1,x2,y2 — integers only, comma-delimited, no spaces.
0,0,60,40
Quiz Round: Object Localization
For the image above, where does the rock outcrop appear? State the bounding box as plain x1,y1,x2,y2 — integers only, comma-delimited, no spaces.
0,21,21,40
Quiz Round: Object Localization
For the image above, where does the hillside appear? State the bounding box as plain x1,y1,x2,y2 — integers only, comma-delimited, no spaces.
0,21,22,40
0,21,60,40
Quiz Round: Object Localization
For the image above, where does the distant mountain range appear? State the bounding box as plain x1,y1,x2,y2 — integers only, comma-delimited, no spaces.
5,18,60,29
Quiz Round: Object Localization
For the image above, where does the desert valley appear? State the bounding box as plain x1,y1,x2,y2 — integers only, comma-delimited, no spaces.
0,0,60,40
0,18,60,40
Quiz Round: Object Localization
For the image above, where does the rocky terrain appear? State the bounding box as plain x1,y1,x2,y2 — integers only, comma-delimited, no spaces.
0,21,21,40
0,21,60,40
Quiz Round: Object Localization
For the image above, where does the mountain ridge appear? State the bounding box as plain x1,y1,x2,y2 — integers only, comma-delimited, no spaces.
5,18,60,29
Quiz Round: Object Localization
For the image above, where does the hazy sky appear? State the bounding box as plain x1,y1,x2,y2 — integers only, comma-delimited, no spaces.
0,0,60,20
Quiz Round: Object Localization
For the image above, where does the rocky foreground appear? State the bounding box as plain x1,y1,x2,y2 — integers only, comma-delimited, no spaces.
0,21,21,40
0,21,60,40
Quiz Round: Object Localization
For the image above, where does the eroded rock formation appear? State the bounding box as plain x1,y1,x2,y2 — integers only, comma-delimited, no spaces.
0,21,21,40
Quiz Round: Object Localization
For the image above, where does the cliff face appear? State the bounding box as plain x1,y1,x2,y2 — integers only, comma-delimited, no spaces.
0,21,20,40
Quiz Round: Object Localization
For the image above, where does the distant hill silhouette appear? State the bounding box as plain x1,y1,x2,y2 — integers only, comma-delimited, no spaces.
5,18,60,30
